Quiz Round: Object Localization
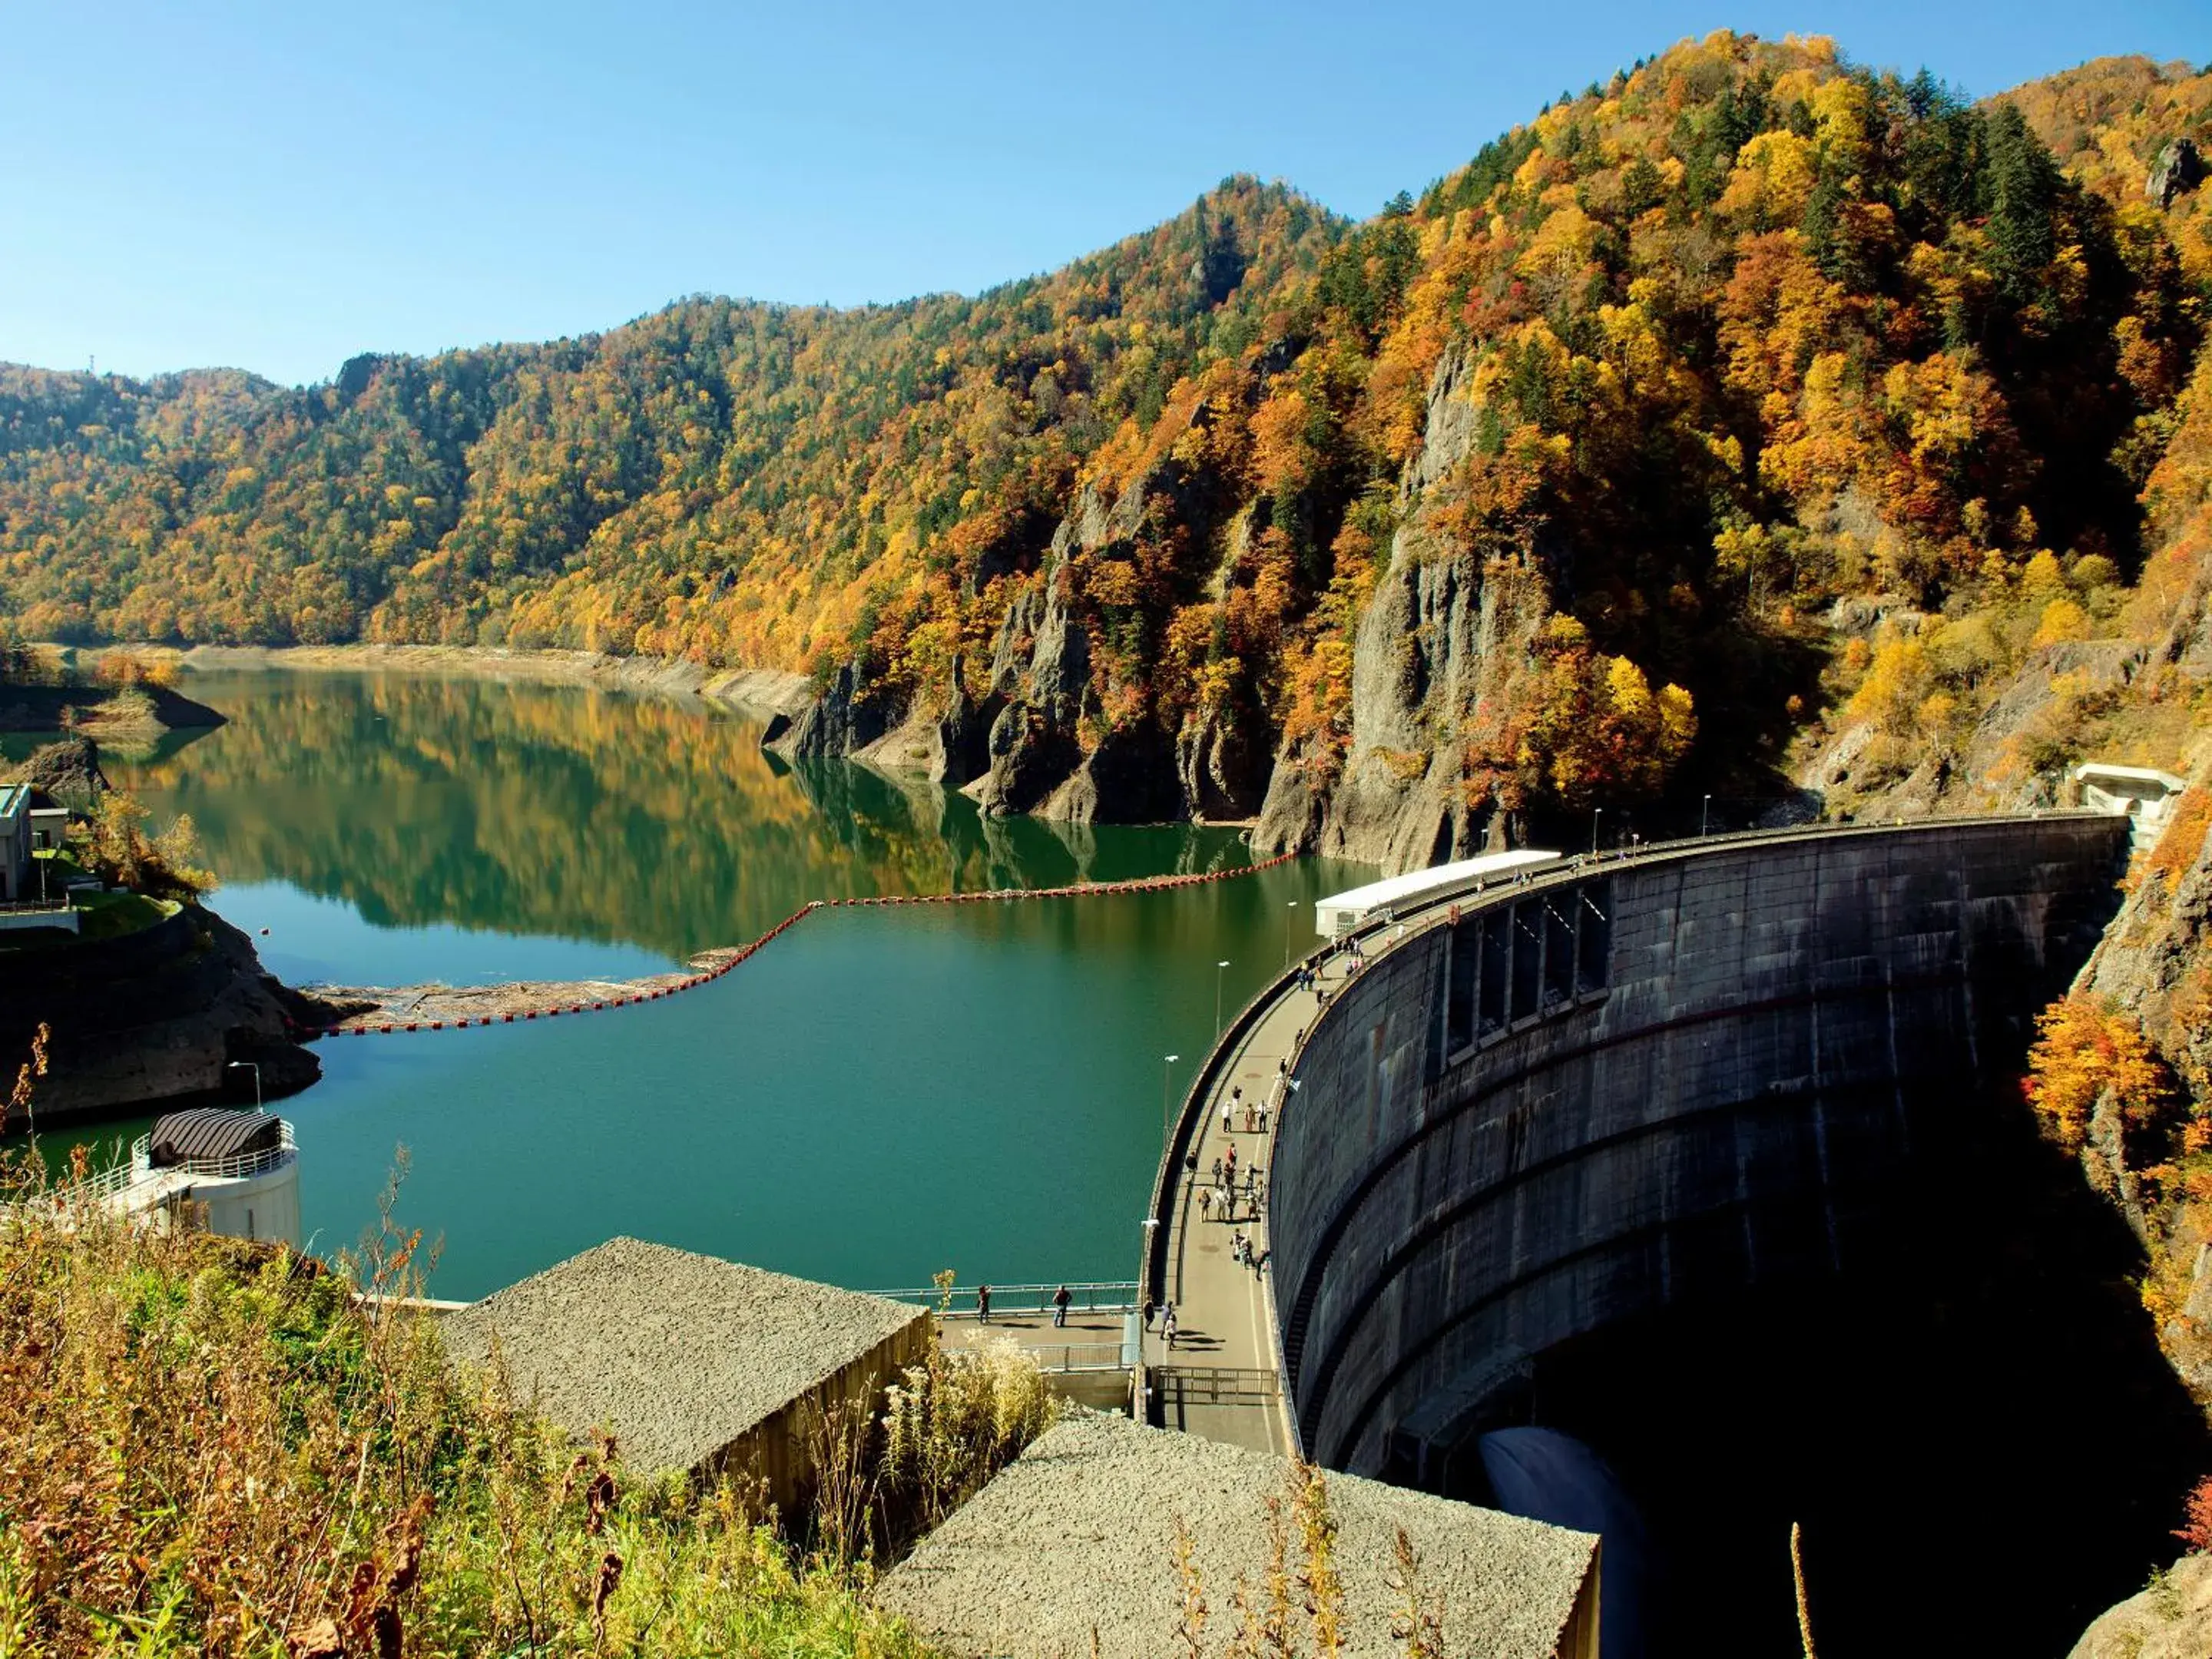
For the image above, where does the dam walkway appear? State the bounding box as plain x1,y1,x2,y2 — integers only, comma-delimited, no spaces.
1144,961,1336,1454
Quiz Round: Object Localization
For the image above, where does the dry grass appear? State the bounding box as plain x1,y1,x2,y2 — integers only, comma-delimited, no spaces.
0,1141,939,1657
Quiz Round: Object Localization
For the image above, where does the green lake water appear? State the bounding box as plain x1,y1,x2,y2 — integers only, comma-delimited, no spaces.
50,671,1366,1300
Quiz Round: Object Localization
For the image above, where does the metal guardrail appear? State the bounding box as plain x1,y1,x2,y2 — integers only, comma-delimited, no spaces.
1020,1341,1131,1375
869,1280,1140,1315
65,1120,297,1203
1151,1365,1282,1406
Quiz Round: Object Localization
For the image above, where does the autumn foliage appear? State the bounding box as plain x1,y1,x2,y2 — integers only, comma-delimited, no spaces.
2180,1474,2212,1552
1,36,2208,822
2022,994,2172,1154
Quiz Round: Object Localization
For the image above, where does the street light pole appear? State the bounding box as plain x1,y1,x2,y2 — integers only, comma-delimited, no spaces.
1591,808,1604,856
1701,793,1712,837
1161,1054,1180,1137
1283,900,1299,970
227,1060,263,1114
1214,961,1231,1038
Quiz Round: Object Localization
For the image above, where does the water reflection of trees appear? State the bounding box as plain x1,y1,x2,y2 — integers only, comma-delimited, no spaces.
116,674,1250,960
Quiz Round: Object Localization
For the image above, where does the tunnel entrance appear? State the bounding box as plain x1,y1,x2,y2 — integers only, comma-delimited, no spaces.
1435,1095,2209,1659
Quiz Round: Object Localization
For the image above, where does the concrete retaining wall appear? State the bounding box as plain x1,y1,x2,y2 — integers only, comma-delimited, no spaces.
0,904,193,995
1270,816,2131,1480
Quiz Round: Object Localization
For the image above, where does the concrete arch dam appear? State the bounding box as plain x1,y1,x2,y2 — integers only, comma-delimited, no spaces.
1265,815,2131,1485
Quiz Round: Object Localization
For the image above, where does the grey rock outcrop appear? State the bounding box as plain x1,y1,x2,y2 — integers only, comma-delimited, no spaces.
1805,638,2150,818
2149,137,2206,210
781,381,1255,825
2070,1553,2212,1659
1255,342,1550,873
1175,702,1263,820
972,557,1094,814
0,903,331,1127
770,662,899,761
966,432,1239,823
2,734,111,807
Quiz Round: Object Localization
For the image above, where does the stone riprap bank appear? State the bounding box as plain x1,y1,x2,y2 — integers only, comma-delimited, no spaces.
1269,816,2131,1482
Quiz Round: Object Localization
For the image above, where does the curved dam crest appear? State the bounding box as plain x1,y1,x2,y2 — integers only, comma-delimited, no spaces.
1243,816,2131,1478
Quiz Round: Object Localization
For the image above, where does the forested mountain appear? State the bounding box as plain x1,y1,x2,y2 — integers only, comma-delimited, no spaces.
4,33,2210,858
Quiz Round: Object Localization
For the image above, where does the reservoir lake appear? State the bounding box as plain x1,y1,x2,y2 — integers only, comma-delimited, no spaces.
49,670,1367,1300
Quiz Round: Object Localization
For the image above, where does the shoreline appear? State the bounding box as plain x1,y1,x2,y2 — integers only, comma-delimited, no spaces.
131,641,815,717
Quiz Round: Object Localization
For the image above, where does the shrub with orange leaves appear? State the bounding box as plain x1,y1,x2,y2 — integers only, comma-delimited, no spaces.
2022,994,2172,1154
2178,1475,2212,1553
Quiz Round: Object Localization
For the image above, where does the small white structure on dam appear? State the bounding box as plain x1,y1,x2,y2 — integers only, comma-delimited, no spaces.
86,1107,301,1246
2075,762,2188,832
1313,849,1561,939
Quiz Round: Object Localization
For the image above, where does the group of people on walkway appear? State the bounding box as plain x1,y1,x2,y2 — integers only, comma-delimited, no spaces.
1200,1152,1264,1224
973,1283,1078,1326
1220,1085,1272,1137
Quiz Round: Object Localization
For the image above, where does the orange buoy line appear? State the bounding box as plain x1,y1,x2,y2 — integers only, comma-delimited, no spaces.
311,851,1300,1036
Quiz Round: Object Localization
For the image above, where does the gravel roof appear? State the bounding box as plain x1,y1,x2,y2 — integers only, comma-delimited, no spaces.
876,1412,1597,1659
442,1237,926,1474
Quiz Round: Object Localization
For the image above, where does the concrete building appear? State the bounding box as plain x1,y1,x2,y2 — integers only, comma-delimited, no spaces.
440,1238,931,1513
79,1108,302,1245
2075,762,2188,831
0,784,26,901
28,802,70,853
875,1411,1599,1659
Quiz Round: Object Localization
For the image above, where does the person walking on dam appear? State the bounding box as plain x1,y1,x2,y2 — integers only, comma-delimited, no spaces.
1052,1284,1071,1327
1161,1301,1178,1349
976,1283,992,1324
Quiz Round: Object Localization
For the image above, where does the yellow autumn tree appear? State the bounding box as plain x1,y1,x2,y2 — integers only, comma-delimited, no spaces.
2022,995,2170,1154
1515,616,1697,807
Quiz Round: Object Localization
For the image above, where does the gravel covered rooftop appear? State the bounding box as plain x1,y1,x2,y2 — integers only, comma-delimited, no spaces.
442,1237,926,1474
876,1412,1598,1659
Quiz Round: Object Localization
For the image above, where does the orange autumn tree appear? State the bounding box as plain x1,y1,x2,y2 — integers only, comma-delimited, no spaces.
2022,994,2171,1154
1513,616,1697,809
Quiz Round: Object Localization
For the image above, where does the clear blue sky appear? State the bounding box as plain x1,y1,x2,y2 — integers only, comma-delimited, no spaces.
4,1,2205,387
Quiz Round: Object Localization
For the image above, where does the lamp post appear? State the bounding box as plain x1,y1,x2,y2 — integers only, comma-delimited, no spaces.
1283,900,1300,970
1161,1054,1181,1137
1701,793,1713,837
1214,961,1231,1038
1590,808,1604,856
227,1060,263,1114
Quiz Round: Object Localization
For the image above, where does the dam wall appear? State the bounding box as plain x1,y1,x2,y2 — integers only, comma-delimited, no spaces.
1270,816,2131,1482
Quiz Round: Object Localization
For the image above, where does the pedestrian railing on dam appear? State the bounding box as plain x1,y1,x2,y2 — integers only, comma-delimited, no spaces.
1150,813,2132,1477
869,1280,1140,1316
1016,1341,1132,1376
1151,1365,1282,1406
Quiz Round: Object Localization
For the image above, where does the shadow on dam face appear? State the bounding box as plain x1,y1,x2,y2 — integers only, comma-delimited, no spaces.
1269,817,2207,1658
1453,1094,2210,1658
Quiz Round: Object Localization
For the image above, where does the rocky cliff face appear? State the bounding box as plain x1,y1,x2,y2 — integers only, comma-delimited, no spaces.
2070,1553,2212,1659
776,338,1558,868
774,399,1261,826
1254,343,1553,872
1,904,333,1128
